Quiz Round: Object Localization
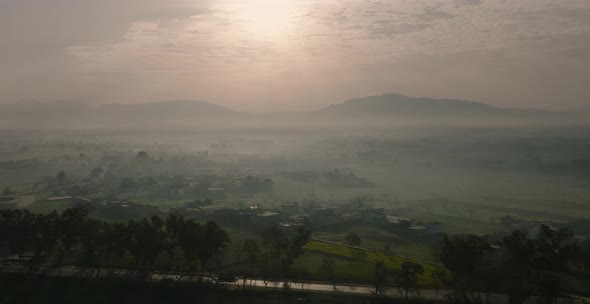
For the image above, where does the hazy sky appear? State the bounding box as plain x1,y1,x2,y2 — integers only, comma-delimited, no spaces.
1,0,589,112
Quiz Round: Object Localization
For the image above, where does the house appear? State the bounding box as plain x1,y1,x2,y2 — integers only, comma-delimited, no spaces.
280,202,299,214
251,211,280,227
279,222,304,233
387,215,414,225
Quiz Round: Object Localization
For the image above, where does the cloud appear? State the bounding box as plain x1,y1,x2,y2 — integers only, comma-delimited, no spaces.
1,0,590,110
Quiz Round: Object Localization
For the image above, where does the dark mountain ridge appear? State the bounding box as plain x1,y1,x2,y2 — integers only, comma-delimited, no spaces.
0,93,577,128
316,93,550,118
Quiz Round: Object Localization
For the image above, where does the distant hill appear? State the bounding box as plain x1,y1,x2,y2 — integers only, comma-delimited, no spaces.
313,93,556,124
0,94,578,129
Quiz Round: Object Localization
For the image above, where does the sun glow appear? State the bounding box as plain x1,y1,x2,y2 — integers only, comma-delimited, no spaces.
232,0,298,35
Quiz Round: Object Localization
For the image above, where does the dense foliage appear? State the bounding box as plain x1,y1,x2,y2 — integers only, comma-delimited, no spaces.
0,208,230,276
436,226,579,303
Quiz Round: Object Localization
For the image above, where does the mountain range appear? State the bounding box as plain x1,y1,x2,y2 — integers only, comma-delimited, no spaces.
0,93,580,129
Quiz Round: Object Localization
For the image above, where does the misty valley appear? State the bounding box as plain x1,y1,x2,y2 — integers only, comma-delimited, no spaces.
1,96,589,303
3,0,590,302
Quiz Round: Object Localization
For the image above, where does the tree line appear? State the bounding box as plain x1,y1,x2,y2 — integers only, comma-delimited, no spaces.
436,225,581,303
0,207,313,285
0,207,585,302
0,208,231,278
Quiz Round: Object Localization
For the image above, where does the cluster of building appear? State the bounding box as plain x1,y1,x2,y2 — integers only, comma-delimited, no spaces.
156,174,274,200
170,199,441,235
279,170,376,188
69,196,161,219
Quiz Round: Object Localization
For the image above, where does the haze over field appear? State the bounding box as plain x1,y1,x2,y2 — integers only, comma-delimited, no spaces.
1,1,590,303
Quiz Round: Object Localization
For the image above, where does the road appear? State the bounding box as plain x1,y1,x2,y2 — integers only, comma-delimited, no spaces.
0,263,584,304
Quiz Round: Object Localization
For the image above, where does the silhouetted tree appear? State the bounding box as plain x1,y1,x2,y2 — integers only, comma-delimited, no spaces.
436,233,492,301
197,221,230,275
136,151,150,160
280,228,311,275
243,239,260,284
397,261,424,302
90,166,105,179
373,260,387,295
127,216,166,274
345,232,362,247
321,257,336,291
78,219,104,277
501,225,576,302
30,211,60,270
103,222,130,272
163,214,183,271
57,170,67,184
176,219,201,275
430,270,444,301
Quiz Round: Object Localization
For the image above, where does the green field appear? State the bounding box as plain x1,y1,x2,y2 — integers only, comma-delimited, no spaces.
25,199,75,214
292,241,447,287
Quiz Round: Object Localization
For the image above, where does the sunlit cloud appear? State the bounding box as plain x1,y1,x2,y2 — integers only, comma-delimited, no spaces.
2,0,590,110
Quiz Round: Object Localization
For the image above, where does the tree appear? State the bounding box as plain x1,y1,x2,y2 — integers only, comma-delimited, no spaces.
234,242,245,269
260,225,311,276
78,219,106,278
55,207,88,275
243,239,260,283
534,225,576,272
384,244,391,254
103,222,130,273
373,260,387,295
90,166,105,179
280,228,311,275
397,261,424,302
430,270,444,301
501,225,577,302
436,233,492,300
57,170,67,184
136,151,150,160
321,257,336,291
127,216,167,274
176,219,201,275
164,214,183,271
345,232,362,247
29,211,60,270
0,210,35,260
0,210,57,269
501,229,537,296
0,207,239,283
197,221,230,275
261,224,288,252
59,207,88,251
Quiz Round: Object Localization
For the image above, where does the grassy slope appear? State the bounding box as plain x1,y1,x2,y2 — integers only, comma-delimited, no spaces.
293,241,447,287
